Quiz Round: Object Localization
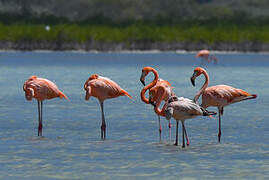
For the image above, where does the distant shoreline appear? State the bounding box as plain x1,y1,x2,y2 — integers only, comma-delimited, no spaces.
1,41,269,52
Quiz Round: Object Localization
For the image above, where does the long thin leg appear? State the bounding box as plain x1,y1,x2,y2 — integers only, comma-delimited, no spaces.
183,125,190,146
100,101,106,140
182,122,185,148
158,115,162,142
37,100,40,136
218,107,223,143
41,101,43,136
168,119,172,142
210,55,218,64
174,121,179,146
37,100,43,136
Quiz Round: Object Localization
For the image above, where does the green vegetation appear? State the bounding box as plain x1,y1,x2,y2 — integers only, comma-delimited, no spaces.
1,22,269,44
1,0,269,50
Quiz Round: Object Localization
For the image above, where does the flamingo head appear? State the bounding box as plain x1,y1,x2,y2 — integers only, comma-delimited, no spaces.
140,67,158,86
140,67,151,86
23,84,34,101
165,96,179,120
165,105,173,120
191,67,205,86
84,74,99,90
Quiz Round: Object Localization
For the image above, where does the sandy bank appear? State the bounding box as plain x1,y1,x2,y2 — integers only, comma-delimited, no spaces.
1,40,269,52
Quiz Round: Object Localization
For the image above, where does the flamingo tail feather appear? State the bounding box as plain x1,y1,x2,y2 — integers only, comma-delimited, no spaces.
59,91,69,100
121,89,132,99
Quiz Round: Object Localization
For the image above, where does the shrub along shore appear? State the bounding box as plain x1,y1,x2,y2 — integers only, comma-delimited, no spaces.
1,22,269,52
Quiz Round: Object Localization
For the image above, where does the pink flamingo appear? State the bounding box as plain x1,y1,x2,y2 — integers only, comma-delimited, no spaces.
190,67,257,142
140,67,174,141
84,74,132,139
151,85,216,148
23,75,68,136
196,50,218,64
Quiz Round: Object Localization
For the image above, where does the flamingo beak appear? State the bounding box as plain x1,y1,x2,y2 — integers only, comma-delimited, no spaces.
190,76,195,86
140,74,145,86
85,87,91,100
190,72,197,86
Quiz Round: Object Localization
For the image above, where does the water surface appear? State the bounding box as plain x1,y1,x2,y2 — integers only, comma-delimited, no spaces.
0,51,268,179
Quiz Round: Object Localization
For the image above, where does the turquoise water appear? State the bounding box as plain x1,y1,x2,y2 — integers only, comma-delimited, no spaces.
0,51,268,179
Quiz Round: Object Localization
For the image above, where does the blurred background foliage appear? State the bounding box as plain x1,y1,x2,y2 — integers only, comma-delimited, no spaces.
0,0,269,47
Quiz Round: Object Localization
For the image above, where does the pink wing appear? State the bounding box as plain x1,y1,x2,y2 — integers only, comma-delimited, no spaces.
202,85,255,107
24,76,67,101
85,76,131,101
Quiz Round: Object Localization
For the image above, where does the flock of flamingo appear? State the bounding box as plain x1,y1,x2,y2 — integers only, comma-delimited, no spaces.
22,50,257,148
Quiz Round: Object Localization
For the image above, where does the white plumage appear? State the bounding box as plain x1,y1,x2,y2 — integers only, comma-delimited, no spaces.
164,96,216,148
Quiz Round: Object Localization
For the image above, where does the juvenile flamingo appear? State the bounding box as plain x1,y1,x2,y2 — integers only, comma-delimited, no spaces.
140,67,174,141
84,74,132,139
196,50,218,64
190,67,257,142
23,75,68,136
152,85,216,148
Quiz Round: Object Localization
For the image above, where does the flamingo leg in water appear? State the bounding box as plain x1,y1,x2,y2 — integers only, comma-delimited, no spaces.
183,124,190,146
100,101,106,140
158,115,162,142
37,100,43,136
168,120,172,142
218,107,223,143
182,122,185,148
174,121,179,146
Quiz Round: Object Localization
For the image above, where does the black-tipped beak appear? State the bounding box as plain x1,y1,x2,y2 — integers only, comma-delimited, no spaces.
150,101,156,107
140,78,145,86
140,74,145,86
190,76,195,86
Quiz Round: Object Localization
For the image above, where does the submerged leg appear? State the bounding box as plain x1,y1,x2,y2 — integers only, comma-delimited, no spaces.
182,122,185,148
168,119,172,142
100,101,106,140
174,121,179,146
183,124,190,146
37,100,43,136
158,115,162,142
218,107,223,143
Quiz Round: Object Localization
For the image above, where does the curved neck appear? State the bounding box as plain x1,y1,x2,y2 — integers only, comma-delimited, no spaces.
154,86,167,117
194,70,209,103
140,68,159,104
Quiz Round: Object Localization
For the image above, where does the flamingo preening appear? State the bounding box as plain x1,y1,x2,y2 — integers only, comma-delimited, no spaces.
190,67,257,142
84,74,132,139
23,75,68,136
151,85,216,148
140,67,174,141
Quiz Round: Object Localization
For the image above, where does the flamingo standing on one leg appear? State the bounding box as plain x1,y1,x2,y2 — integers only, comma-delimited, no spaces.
196,50,218,64
23,75,68,136
151,85,216,148
140,67,174,142
84,74,132,140
190,67,257,142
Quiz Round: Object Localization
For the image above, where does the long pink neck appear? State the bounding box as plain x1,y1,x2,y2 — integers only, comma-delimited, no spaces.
194,70,209,103
154,86,167,117
140,68,159,104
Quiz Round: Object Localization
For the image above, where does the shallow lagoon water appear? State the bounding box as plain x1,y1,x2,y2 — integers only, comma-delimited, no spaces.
0,51,268,179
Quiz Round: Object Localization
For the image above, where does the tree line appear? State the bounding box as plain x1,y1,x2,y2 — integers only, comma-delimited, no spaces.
0,0,269,25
